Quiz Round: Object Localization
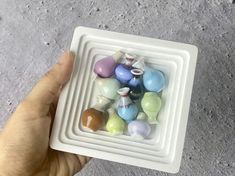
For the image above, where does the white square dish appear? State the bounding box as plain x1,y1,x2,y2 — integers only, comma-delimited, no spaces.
50,26,198,173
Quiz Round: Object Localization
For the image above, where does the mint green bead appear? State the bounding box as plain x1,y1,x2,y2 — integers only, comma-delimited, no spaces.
96,78,121,100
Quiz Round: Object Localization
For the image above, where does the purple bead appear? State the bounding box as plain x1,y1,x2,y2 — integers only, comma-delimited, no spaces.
128,120,151,139
94,56,117,78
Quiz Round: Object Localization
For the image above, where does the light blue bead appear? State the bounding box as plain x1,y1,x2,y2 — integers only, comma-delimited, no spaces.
143,69,165,92
117,104,138,123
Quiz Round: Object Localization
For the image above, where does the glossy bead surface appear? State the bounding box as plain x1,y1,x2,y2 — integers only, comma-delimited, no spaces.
117,87,138,123
80,95,111,131
141,92,161,124
114,53,135,84
128,120,151,139
81,108,105,132
128,69,144,100
96,78,121,100
143,69,166,92
115,64,133,84
94,51,123,78
106,108,125,135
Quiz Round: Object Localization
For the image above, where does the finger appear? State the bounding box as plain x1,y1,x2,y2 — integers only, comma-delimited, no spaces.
77,155,88,167
86,156,92,162
52,86,62,109
25,51,75,115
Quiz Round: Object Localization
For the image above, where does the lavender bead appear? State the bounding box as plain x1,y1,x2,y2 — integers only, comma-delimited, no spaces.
128,120,151,139
94,51,123,78
94,57,116,77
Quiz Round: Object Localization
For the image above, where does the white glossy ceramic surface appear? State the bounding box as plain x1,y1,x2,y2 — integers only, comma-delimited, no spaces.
50,26,198,173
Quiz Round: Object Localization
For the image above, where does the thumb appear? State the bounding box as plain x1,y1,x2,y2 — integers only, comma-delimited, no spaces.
24,51,75,116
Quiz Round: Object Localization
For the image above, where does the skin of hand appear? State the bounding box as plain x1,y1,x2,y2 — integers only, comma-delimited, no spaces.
0,52,90,176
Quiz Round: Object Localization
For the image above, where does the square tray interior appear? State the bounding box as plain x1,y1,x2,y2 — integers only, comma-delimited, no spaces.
50,27,198,173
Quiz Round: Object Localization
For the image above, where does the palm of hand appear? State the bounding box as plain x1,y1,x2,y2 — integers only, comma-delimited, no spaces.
0,99,88,176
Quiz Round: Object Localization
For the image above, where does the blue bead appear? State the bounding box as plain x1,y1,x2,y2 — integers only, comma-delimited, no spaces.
128,77,144,100
117,104,138,123
115,64,133,84
143,69,165,92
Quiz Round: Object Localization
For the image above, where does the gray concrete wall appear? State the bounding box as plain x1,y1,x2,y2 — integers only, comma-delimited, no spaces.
0,0,234,175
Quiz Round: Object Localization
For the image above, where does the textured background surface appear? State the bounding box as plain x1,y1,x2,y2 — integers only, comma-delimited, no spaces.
0,0,234,175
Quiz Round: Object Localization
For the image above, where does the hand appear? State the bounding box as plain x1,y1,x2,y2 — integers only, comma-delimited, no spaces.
0,52,90,176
